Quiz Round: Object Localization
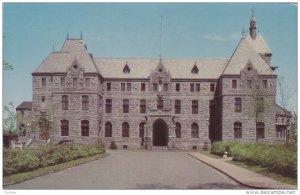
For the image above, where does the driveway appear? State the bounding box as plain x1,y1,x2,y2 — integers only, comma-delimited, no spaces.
5,150,246,189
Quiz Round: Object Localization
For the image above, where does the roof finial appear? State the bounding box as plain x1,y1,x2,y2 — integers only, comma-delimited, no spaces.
159,15,163,60
242,27,245,37
52,42,55,52
251,8,255,17
80,32,83,40
66,32,69,40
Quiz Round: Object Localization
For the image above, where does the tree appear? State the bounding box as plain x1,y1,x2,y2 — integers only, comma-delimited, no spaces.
289,112,297,145
38,114,50,143
3,102,16,132
277,76,295,144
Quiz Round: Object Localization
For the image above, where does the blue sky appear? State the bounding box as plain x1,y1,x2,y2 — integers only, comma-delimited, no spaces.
2,3,298,112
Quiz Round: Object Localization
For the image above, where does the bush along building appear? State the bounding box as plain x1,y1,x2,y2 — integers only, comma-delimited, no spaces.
17,14,292,150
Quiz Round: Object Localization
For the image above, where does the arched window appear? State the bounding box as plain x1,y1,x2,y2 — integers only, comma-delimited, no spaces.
105,122,112,137
139,122,145,138
175,122,181,138
234,122,242,139
61,120,69,136
81,120,89,136
235,98,241,112
123,63,130,73
191,123,199,138
122,122,129,137
62,95,68,110
256,122,265,139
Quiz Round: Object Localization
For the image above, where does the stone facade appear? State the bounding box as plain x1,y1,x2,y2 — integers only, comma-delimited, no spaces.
18,15,287,150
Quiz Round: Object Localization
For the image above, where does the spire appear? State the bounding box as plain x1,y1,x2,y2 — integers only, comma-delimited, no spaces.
249,8,257,39
80,32,83,40
159,16,163,61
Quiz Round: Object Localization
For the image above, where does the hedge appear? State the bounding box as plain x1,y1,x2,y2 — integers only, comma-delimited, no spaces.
3,144,105,176
211,141,297,178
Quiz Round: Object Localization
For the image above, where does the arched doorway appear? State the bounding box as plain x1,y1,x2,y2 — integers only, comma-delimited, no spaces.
153,119,168,146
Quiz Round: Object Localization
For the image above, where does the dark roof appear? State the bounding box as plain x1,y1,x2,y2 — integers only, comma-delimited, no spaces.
276,104,292,118
16,101,32,110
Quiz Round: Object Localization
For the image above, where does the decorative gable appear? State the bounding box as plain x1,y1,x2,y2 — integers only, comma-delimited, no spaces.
240,60,258,79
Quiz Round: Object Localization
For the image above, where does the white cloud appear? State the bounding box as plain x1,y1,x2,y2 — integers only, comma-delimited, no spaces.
202,34,225,42
202,31,242,42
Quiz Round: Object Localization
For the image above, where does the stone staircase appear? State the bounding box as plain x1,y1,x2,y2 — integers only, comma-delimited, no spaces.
152,146,168,151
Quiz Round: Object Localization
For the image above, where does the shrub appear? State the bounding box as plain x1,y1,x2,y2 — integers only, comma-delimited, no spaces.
109,141,118,150
211,141,297,179
3,144,104,176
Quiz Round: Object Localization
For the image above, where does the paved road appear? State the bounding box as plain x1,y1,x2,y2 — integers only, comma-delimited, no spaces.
5,150,246,189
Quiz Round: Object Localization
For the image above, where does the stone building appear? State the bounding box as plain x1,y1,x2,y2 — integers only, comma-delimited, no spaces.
17,14,290,149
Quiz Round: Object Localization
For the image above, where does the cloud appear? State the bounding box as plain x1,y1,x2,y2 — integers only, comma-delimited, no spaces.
202,31,242,42
202,34,225,42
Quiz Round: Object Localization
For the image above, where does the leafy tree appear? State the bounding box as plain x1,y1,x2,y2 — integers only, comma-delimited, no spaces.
289,112,297,145
3,102,16,132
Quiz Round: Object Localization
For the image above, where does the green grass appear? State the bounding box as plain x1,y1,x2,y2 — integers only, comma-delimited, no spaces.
227,160,297,185
3,152,108,186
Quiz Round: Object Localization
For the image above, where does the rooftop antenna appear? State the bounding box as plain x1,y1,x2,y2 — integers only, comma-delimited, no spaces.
159,16,163,62
80,32,83,40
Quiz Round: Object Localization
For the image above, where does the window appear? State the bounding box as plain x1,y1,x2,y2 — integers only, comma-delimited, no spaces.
121,83,126,91
234,122,242,139
256,97,264,112
176,83,180,92
81,120,89,136
157,99,163,110
192,100,198,114
175,122,181,138
85,78,90,87
127,83,131,91
106,99,112,113
210,84,215,92
61,120,69,136
175,100,181,114
42,78,46,87
247,80,252,89
191,64,199,74
62,95,68,110
191,123,199,138
276,128,285,139
140,99,146,113
190,83,195,92
256,122,265,139
262,80,267,89
196,83,200,92
153,83,158,91
122,122,129,137
105,122,112,137
141,83,146,91
21,111,24,116
19,124,26,137
123,64,130,73
123,99,129,113
139,122,145,138
73,78,78,87
232,80,237,88
41,96,45,102
61,77,65,87
235,98,242,112
82,95,89,110
164,83,168,91
107,83,111,91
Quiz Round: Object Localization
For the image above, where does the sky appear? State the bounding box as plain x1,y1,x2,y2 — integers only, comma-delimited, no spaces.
2,3,298,113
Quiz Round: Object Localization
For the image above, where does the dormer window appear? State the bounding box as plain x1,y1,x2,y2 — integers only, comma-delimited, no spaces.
158,68,163,73
191,63,199,74
73,64,78,69
123,62,130,73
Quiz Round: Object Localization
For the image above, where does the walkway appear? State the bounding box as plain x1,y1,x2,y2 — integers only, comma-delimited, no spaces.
188,152,297,189
5,150,244,189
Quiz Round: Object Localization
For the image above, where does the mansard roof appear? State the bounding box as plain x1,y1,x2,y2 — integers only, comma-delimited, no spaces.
222,37,275,75
244,32,272,54
94,58,228,79
33,39,99,74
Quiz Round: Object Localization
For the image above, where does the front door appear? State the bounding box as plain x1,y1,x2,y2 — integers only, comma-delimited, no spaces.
153,119,168,146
